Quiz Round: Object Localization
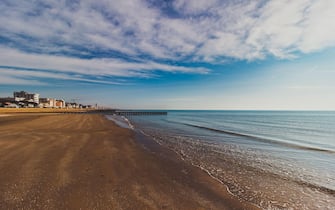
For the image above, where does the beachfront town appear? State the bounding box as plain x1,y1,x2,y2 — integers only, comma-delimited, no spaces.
0,90,96,109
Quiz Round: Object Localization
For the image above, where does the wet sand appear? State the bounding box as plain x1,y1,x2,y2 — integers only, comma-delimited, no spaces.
0,114,258,209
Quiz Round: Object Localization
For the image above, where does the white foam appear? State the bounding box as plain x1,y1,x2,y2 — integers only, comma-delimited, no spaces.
121,116,135,130
105,115,134,130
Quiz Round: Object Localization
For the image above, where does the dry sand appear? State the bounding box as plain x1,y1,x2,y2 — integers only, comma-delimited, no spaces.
0,114,258,209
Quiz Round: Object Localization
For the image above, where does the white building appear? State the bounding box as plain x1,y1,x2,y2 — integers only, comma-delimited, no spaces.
13,91,39,104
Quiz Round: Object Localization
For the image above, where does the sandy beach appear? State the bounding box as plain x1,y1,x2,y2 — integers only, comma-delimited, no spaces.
0,113,258,209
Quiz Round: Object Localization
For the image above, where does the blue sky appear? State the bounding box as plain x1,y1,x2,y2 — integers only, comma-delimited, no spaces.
1,0,335,109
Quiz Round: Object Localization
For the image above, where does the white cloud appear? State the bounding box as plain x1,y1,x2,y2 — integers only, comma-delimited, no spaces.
0,68,122,85
1,0,335,72
0,74,46,85
0,48,209,83
299,0,335,53
173,0,219,14
246,0,307,58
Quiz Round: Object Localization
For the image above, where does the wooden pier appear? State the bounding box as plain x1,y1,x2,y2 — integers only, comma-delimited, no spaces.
114,111,168,116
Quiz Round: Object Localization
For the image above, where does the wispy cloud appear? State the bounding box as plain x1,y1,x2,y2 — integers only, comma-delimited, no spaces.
0,67,123,85
0,75,46,85
1,0,335,84
0,48,209,85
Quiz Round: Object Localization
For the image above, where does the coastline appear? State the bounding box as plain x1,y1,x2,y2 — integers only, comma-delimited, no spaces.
123,111,335,209
0,113,258,209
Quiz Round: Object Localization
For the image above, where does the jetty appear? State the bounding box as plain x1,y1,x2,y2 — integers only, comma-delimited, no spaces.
90,109,168,116
114,110,167,116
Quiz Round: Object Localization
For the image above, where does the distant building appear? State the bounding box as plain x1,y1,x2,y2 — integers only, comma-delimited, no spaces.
39,98,56,108
4,102,19,108
0,97,15,107
55,99,65,108
14,91,39,104
66,102,79,108
39,98,65,108
1,90,94,109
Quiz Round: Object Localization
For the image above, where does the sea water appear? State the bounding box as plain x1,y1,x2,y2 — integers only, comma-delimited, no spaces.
108,111,335,209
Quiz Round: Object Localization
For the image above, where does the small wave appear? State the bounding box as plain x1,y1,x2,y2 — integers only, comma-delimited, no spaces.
183,123,335,154
294,179,335,196
105,115,134,130
121,116,135,130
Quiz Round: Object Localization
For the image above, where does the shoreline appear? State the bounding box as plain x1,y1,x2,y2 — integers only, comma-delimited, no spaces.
124,114,335,210
0,113,258,209
133,127,256,205
132,126,261,209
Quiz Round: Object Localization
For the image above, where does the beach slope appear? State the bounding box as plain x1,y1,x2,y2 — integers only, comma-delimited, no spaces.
0,114,257,209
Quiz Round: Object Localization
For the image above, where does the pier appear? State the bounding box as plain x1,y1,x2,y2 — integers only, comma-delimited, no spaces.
114,111,168,116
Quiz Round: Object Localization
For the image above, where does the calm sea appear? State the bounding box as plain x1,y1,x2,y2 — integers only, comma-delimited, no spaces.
108,111,335,209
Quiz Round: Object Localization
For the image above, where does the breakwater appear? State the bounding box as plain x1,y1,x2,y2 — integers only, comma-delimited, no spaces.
114,111,168,116
91,109,168,116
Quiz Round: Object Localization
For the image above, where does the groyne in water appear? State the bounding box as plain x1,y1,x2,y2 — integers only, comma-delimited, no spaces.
92,109,168,116
114,111,168,116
